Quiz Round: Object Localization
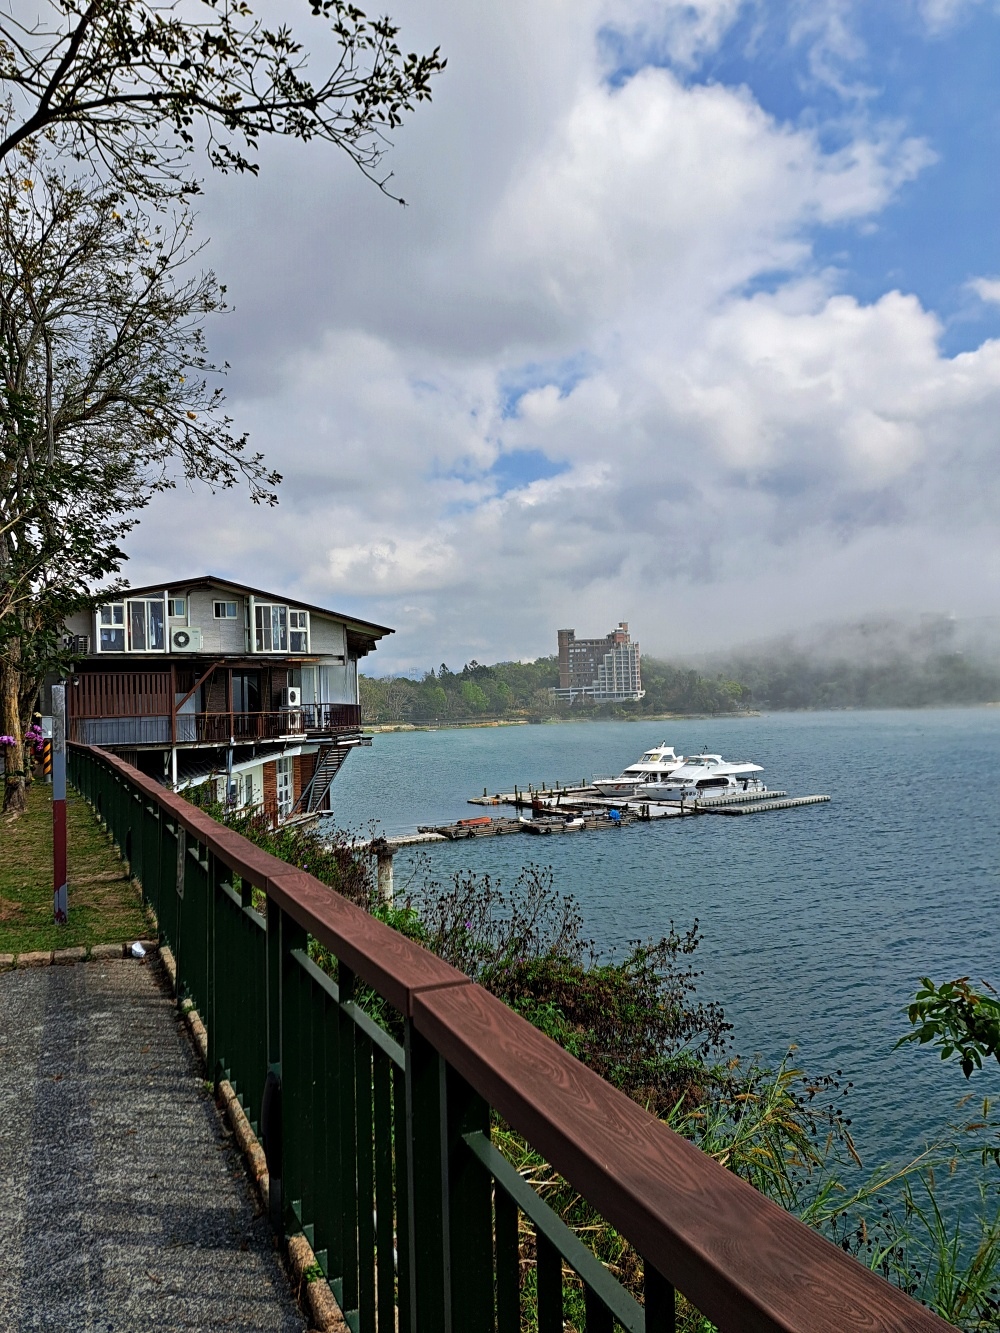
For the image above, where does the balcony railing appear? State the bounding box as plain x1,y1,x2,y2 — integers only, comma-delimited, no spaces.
67,741,953,1333
69,703,362,746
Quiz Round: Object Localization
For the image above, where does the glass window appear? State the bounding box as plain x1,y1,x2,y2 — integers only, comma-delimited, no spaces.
255,603,288,652
98,604,125,652
214,600,238,619
276,756,293,818
289,609,309,653
126,598,164,651
168,598,186,618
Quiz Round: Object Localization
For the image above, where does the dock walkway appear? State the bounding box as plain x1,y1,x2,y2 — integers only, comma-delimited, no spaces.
0,958,307,1333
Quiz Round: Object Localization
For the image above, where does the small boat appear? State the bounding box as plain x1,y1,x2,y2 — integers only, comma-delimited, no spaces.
593,742,684,798
646,753,765,802
520,813,588,834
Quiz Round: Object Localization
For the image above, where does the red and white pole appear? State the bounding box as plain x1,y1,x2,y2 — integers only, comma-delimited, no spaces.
52,683,68,924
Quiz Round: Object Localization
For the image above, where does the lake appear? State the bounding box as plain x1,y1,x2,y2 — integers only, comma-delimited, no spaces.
325,708,1000,1174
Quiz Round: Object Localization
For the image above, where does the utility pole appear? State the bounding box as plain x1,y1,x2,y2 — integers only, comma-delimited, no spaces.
52,683,68,923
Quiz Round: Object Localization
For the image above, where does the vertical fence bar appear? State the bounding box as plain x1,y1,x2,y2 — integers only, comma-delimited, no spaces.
446,1070,492,1333
404,1023,450,1333
281,922,309,1239
372,1050,395,1331
535,1231,562,1333
356,1034,376,1333
495,1188,519,1333
264,898,284,1233
643,1262,676,1333
339,966,359,1321
585,1288,614,1333
393,1061,411,1333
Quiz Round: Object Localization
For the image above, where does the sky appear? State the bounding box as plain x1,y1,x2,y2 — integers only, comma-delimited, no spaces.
127,0,1000,673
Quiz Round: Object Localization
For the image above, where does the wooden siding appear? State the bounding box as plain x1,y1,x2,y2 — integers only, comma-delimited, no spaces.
69,671,171,718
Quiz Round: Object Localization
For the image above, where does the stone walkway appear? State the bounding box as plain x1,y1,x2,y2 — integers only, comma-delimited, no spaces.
0,958,308,1333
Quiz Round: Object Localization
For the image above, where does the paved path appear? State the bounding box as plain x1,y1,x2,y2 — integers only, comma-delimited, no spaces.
0,958,308,1333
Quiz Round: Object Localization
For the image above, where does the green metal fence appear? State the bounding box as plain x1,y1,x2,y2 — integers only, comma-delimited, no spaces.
69,743,953,1333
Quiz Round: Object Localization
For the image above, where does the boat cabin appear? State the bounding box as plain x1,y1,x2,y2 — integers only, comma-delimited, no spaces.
58,575,392,821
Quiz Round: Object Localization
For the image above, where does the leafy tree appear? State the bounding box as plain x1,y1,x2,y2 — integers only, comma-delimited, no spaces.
459,679,488,713
0,0,445,201
0,160,272,810
899,977,1000,1079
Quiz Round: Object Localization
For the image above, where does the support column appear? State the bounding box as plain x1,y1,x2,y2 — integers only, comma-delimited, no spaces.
52,684,68,924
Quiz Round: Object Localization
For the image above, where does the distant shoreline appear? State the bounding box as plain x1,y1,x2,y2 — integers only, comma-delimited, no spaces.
364,711,762,733
363,701,1000,733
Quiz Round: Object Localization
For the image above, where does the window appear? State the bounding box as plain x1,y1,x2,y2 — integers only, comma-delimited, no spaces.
276,757,293,819
98,604,125,652
255,603,288,652
168,597,186,618
128,598,164,651
214,600,238,619
255,604,309,653
97,599,164,652
289,609,310,653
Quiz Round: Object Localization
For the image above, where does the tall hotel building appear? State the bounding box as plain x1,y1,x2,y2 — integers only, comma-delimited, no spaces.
552,622,644,703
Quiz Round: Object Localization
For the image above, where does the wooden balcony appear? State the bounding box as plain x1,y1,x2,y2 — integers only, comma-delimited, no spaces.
69,703,362,747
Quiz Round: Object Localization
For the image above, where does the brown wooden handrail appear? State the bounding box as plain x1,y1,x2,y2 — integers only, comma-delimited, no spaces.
71,742,953,1333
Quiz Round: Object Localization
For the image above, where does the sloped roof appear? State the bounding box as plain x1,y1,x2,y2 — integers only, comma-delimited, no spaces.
113,575,393,639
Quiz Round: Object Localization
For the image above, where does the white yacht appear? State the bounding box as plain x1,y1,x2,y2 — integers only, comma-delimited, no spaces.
645,753,765,802
592,743,685,798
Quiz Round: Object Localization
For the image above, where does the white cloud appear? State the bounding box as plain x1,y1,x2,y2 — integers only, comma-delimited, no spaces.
969,276,1000,305
123,0,1000,671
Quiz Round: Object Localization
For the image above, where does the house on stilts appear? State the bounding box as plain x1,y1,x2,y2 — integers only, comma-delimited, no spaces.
59,576,391,822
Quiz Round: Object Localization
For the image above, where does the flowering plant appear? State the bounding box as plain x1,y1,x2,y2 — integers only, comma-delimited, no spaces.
24,723,45,755
0,735,16,746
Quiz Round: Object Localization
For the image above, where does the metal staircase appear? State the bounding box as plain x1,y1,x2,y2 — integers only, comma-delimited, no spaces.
292,744,351,815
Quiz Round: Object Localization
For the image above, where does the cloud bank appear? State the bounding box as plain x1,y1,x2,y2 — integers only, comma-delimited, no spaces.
128,0,1000,670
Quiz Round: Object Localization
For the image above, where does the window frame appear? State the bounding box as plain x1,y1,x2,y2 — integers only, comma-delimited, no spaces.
96,597,166,653
168,597,186,618
275,756,293,819
289,608,310,654
214,600,239,619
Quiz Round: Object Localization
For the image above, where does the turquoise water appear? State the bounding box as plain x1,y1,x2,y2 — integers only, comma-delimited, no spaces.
327,709,1000,1171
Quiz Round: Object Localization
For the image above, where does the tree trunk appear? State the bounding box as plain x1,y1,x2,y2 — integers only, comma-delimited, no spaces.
1,640,27,813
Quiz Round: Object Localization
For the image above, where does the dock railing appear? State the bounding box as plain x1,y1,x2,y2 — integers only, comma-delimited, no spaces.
68,741,952,1333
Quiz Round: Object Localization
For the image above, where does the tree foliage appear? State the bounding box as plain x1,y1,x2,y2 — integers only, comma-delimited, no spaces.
899,977,1000,1079
0,0,445,200
360,655,752,725
0,158,273,807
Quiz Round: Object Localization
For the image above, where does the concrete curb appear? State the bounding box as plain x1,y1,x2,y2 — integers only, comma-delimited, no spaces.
1,939,160,969
162,946,348,1333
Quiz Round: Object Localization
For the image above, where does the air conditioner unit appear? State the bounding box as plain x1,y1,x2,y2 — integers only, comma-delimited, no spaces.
170,626,203,651
281,687,301,709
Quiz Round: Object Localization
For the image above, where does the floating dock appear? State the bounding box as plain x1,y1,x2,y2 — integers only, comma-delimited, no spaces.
704,795,831,816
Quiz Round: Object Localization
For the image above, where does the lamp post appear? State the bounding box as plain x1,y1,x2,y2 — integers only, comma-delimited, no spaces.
52,683,68,923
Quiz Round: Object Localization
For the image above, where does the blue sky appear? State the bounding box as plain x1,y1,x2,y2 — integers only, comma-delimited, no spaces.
600,1,1000,351
134,0,1000,669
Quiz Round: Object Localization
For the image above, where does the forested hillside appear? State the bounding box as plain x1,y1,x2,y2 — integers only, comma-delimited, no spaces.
709,651,1000,711
359,657,751,725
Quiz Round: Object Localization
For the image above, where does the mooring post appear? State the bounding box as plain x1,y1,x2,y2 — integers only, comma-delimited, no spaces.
374,839,394,903
52,684,68,924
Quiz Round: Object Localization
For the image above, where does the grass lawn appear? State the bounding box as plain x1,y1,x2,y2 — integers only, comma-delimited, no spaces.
0,781,151,955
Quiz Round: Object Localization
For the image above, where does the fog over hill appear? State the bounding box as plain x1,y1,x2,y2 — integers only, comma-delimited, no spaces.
679,614,1000,711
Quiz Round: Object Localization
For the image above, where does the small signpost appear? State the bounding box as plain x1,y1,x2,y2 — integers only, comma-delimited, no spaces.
52,684,68,924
